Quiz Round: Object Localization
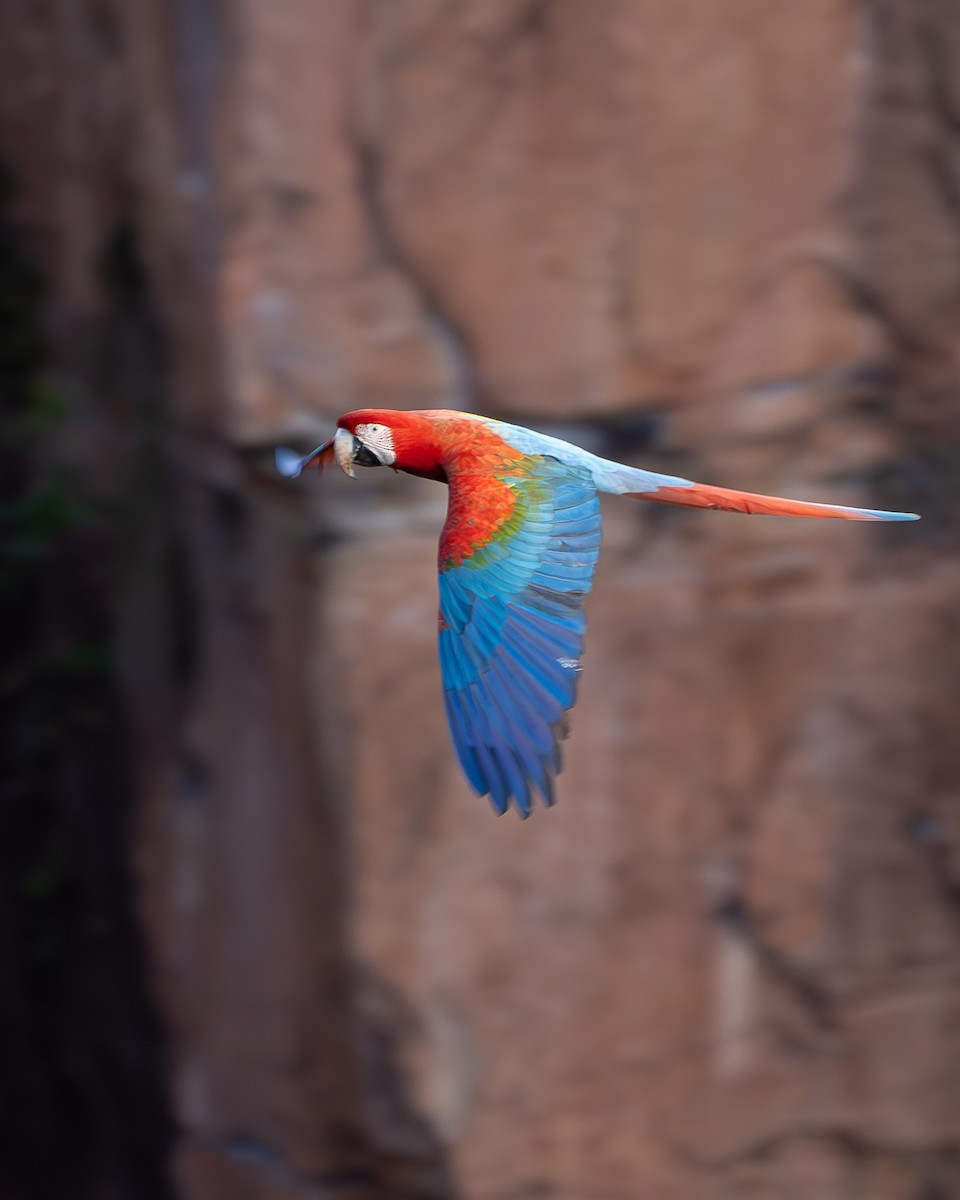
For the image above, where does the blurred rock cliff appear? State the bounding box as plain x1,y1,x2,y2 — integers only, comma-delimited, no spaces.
2,2,960,1198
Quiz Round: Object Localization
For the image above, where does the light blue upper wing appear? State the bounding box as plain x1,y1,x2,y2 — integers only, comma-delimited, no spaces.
437,457,601,816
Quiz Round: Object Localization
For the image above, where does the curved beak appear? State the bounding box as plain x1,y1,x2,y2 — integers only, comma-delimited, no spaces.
332,426,358,478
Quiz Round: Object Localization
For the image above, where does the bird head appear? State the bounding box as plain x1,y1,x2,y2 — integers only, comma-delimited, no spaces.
274,411,400,479
275,409,453,482
331,411,399,477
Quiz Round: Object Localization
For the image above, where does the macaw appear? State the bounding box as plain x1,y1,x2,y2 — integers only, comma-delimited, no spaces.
277,409,918,817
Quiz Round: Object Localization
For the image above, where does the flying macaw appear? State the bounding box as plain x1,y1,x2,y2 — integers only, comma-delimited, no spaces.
277,409,918,817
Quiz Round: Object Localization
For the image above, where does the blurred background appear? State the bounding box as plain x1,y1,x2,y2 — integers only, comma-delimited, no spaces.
2,2,960,1198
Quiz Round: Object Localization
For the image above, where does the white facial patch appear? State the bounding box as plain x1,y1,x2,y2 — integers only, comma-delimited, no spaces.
354,422,397,466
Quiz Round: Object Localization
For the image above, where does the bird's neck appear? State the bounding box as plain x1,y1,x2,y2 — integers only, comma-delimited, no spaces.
391,421,449,482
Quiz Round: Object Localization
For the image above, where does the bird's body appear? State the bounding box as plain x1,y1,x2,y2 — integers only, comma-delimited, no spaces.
278,408,918,816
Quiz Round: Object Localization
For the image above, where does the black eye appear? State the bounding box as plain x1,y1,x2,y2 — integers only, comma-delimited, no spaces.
353,444,382,468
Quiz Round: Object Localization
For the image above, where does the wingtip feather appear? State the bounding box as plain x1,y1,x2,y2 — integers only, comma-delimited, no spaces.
275,447,306,478
276,439,336,478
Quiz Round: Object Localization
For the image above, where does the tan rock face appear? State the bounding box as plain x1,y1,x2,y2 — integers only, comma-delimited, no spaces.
2,0,959,1198
216,0,869,429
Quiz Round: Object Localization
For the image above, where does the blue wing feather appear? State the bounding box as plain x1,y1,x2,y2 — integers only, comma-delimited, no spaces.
438,458,601,815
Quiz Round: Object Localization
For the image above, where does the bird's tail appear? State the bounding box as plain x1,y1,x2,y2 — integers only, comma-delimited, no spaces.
591,458,919,520
625,478,918,521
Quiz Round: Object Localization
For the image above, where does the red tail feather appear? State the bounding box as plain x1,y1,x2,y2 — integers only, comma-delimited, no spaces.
631,483,886,520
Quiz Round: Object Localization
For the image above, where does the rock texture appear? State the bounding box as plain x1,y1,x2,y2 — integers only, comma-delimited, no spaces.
2,1,960,1198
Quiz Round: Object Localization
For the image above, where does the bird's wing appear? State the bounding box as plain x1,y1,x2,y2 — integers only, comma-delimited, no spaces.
437,456,601,817
275,441,335,477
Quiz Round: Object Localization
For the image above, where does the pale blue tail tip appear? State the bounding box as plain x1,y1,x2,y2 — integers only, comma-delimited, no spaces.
275,447,304,478
871,510,920,521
